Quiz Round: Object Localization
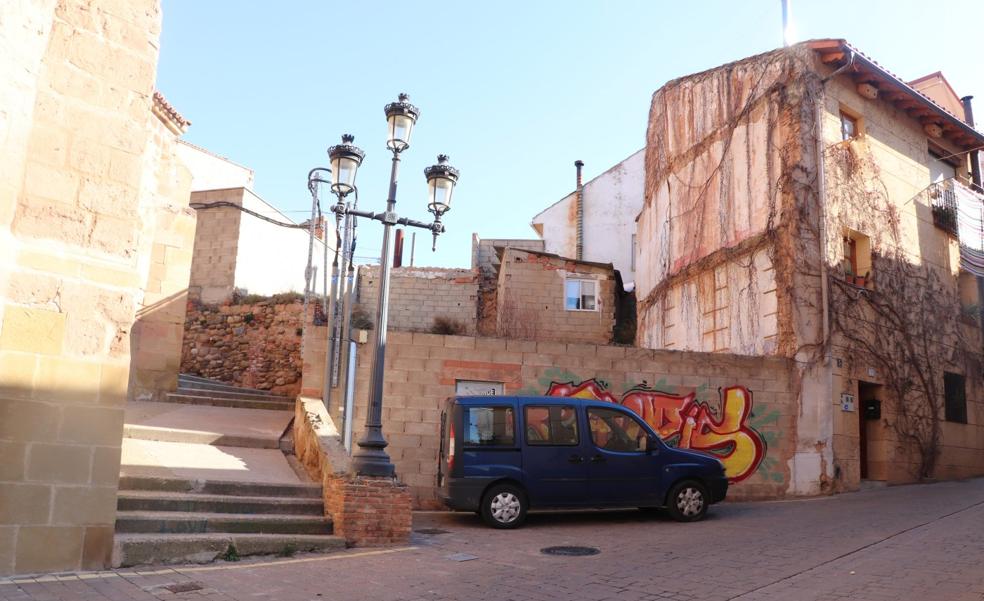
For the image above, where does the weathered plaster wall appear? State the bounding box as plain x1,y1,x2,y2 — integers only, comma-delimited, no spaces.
309,333,798,508
471,235,544,335
356,265,478,335
188,187,331,303
496,248,616,345
0,0,166,575
176,140,254,192
531,149,645,284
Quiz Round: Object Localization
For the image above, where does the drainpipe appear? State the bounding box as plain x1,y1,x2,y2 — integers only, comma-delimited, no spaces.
575,160,584,261
961,96,983,193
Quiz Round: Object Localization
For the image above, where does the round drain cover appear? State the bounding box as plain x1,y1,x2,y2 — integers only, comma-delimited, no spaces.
540,546,600,557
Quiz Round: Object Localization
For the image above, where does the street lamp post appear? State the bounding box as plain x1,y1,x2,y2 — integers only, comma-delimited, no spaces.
327,93,459,477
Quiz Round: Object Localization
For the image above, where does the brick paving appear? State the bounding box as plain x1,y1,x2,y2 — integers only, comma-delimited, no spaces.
2,478,983,601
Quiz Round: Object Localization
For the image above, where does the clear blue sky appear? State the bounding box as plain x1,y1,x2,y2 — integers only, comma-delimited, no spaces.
157,0,984,268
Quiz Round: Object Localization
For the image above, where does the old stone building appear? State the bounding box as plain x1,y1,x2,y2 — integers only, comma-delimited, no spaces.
634,39,984,493
0,0,194,575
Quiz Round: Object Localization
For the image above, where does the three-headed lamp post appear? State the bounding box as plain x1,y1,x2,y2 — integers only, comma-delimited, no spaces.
327,93,459,477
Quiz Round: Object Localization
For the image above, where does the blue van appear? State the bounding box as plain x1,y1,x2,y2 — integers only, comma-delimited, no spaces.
438,395,728,528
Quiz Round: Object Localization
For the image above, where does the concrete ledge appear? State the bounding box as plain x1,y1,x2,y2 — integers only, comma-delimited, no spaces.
293,396,350,480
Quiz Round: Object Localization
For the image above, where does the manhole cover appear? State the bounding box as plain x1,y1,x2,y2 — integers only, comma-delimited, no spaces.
162,582,204,593
414,528,450,535
541,546,600,557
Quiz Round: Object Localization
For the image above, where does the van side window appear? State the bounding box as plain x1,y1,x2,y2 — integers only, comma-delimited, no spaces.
524,406,579,445
587,407,649,452
463,406,515,446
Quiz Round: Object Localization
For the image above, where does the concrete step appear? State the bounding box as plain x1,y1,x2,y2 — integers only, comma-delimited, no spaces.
117,491,324,516
123,424,280,449
115,511,332,535
118,475,322,498
112,533,346,568
163,393,293,411
175,386,291,402
177,375,284,397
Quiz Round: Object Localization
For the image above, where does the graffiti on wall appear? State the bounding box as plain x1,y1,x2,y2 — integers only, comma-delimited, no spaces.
544,378,767,482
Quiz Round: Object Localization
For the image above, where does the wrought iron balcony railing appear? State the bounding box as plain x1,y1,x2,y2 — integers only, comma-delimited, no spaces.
927,178,984,251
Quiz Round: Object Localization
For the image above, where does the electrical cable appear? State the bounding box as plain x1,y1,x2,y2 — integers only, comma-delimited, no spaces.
189,201,311,229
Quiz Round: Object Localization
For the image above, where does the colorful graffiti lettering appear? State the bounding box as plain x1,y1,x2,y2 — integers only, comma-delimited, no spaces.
545,379,766,482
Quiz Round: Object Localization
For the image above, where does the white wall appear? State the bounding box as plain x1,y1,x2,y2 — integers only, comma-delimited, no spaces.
177,140,254,192
531,149,645,285
234,189,331,296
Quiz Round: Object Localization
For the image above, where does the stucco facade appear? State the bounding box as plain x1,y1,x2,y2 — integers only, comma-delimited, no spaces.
532,149,645,285
635,40,984,495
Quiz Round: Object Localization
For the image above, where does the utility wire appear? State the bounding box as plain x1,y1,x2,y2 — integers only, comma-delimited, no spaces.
189,201,311,229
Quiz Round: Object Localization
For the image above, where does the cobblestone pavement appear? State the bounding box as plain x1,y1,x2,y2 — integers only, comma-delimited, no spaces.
3,478,983,601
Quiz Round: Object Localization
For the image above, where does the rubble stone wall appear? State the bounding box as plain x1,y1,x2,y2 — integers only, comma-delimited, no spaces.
181,300,304,396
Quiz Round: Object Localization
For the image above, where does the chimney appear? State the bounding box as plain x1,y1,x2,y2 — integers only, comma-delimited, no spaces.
962,96,982,192
575,160,584,261
393,228,404,268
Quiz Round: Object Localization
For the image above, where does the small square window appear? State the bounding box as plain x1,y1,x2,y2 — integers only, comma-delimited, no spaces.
840,111,859,141
463,406,515,446
944,372,967,424
565,279,597,311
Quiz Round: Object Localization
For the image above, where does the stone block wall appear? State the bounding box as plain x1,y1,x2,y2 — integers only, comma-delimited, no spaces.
187,188,242,304
0,0,169,576
324,333,798,508
181,299,304,396
357,266,478,335
496,248,616,345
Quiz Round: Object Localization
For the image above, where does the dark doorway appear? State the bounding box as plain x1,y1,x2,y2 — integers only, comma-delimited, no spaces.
857,381,882,480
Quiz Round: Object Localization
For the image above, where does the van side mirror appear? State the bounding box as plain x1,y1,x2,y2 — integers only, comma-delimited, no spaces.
647,437,660,454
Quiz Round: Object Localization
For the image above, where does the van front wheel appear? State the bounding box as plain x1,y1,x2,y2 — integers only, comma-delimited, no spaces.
666,480,709,522
480,484,527,529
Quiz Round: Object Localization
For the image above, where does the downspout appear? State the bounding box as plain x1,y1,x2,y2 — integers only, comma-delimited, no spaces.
575,160,584,260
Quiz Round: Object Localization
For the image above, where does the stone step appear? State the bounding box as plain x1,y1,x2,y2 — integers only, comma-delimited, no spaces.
175,385,291,402
118,475,322,498
177,375,284,397
163,393,293,411
112,533,346,568
123,424,280,449
117,491,324,516
115,511,332,535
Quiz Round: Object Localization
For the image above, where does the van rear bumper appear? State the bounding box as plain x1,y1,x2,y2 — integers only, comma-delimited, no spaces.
441,478,496,512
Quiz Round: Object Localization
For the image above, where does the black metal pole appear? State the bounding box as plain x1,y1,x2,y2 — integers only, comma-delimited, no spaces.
350,152,400,477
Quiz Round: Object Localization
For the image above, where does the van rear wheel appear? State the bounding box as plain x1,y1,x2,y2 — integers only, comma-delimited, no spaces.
666,480,709,522
480,484,527,529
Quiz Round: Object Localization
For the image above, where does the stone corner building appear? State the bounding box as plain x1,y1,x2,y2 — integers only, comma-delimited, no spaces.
635,39,984,494
1,0,190,575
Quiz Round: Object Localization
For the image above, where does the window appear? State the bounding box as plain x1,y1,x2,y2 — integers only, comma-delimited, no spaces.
588,407,650,453
463,406,515,446
841,229,872,288
944,372,968,424
840,109,860,141
524,405,579,445
565,279,597,311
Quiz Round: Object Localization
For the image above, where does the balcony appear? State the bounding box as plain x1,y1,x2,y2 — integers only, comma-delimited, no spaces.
928,178,984,251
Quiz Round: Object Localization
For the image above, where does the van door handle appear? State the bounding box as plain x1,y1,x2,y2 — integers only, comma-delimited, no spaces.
567,454,584,463
590,455,606,463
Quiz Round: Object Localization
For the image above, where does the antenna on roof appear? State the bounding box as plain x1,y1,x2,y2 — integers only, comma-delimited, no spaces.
781,0,796,47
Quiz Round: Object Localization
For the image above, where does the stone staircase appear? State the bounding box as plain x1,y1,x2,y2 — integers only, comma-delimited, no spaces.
115,374,343,567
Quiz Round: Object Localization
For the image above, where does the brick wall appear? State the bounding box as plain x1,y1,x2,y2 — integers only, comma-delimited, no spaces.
357,265,478,335
336,332,798,508
0,0,169,575
470,235,544,335
181,299,304,396
496,248,616,345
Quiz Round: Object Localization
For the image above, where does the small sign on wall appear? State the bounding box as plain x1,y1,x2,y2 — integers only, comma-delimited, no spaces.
455,380,504,396
841,393,856,412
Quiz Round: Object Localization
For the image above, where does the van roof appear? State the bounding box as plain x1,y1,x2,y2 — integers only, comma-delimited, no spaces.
451,395,612,407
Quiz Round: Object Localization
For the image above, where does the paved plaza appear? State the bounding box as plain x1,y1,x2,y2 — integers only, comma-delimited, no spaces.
2,477,983,601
